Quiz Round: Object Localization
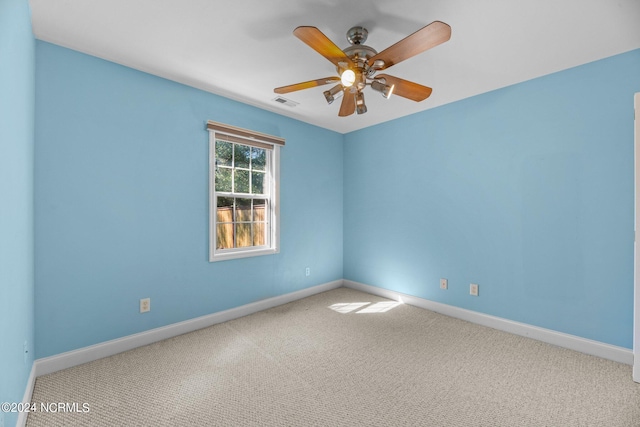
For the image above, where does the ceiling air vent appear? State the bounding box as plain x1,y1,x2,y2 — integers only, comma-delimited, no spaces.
273,96,299,107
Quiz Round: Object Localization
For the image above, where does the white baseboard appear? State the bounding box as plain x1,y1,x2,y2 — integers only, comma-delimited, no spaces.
344,280,633,365
34,280,343,377
16,362,36,427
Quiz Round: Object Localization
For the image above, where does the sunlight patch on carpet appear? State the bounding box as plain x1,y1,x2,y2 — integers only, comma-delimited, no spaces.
329,301,402,314
356,301,402,313
328,302,370,313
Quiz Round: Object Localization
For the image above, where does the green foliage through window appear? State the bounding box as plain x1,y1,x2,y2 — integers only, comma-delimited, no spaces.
215,140,266,195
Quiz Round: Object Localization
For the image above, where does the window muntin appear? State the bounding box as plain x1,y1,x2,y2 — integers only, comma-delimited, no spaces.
208,125,280,262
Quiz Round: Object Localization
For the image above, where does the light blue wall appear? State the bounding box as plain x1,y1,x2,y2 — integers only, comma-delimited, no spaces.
34,42,344,358
344,49,640,348
33,38,640,357
0,0,35,425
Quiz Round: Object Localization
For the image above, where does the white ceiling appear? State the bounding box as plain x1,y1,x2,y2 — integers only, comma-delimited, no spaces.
29,0,640,134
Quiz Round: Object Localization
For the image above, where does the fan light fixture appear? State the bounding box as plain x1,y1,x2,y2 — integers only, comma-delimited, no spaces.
340,69,356,87
355,91,367,115
323,84,343,104
371,80,395,99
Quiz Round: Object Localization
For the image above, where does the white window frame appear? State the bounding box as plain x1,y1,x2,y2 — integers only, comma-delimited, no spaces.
208,122,281,262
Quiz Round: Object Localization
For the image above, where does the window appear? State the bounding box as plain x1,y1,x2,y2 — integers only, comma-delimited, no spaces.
208,121,283,262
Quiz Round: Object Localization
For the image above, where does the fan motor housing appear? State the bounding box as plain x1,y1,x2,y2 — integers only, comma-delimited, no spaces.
342,44,378,80
342,27,379,79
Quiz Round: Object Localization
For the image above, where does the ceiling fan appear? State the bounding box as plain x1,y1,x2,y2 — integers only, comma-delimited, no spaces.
274,21,451,117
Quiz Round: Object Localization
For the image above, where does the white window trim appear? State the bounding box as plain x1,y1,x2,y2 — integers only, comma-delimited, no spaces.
208,126,280,262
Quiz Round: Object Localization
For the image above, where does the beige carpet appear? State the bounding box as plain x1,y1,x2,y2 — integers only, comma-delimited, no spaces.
27,288,640,426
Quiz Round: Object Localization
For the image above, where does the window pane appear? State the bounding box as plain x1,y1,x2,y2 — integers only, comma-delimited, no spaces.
234,144,250,169
252,147,266,171
235,169,250,193
216,198,235,249
215,167,232,192
236,223,252,248
251,171,265,194
216,223,234,249
253,223,265,246
236,198,251,222
216,197,234,222
215,140,233,167
253,199,266,222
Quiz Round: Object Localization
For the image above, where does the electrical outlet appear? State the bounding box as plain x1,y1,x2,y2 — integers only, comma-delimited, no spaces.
140,298,150,313
305,267,310,277
470,283,479,296
440,278,448,290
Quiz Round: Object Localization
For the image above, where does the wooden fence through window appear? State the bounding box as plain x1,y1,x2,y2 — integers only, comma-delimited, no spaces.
216,205,266,249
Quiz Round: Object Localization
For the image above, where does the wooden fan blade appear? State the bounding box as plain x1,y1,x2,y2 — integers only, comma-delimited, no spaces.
376,74,433,102
369,21,451,70
294,26,354,68
274,77,340,94
338,90,356,116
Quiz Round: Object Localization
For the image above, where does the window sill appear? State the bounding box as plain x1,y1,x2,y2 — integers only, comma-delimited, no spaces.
209,247,279,262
